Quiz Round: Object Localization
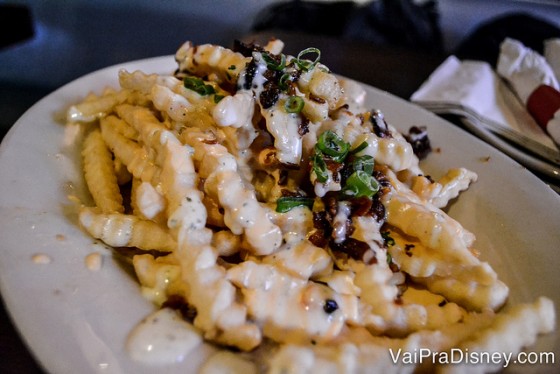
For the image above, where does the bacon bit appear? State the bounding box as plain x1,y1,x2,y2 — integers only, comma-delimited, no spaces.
369,196,386,223
278,170,289,186
370,110,392,138
232,39,263,57
240,59,258,90
298,117,310,136
405,244,415,257
324,160,343,183
309,94,326,104
373,170,391,190
309,230,328,247
322,194,338,218
404,126,431,159
397,282,408,298
162,295,197,322
331,238,372,261
349,196,372,216
259,81,280,109
280,188,300,197
313,211,331,231
201,137,218,145
279,161,301,170
389,261,400,273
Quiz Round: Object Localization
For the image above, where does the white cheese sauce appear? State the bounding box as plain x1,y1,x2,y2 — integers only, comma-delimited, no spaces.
126,308,202,365
199,350,258,374
84,252,102,271
332,201,351,244
31,253,52,264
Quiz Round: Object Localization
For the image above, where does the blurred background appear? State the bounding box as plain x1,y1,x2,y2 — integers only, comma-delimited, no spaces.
1,0,560,139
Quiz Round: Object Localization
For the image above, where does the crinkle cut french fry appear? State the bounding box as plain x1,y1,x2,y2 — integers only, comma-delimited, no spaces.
66,89,129,123
411,168,478,209
79,207,176,252
82,128,124,213
175,41,249,85
100,116,160,184
113,157,132,185
103,114,139,141
386,194,477,266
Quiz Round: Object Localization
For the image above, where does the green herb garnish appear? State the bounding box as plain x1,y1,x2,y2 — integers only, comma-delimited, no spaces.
343,170,379,198
352,155,374,175
381,231,395,247
183,76,216,96
276,196,314,213
295,47,321,71
312,153,328,183
284,96,304,114
316,130,349,163
350,141,368,154
262,52,286,72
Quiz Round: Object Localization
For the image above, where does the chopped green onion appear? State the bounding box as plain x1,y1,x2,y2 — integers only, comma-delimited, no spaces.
312,153,328,183
276,196,314,213
316,130,349,162
284,96,304,114
350,141,368,154
382,231,395,247
228,64,236,70
279,73,292,91
343,170,379,198
183,76,215,96
352,155,374,175
214,94,225,103
296,47,321,71
262,52,286,71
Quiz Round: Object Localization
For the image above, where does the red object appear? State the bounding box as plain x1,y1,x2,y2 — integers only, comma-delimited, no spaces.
526,84,560,130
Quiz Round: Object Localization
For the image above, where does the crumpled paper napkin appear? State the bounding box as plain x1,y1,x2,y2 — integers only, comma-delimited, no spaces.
497,38,560,145
410,54,558,150
497,37,559,103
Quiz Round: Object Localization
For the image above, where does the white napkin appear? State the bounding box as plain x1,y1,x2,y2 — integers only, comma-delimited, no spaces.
497,38,559,104
496,38,560,145
544,38,560,83
411,55,557,150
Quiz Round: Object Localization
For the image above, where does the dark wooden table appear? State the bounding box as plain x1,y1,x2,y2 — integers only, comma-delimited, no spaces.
0,30,445,373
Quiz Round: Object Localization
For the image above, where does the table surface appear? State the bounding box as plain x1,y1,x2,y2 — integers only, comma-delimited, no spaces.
0,29,553,373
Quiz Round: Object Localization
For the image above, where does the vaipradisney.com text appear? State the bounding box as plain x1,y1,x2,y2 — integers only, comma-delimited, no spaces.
389,348,555,368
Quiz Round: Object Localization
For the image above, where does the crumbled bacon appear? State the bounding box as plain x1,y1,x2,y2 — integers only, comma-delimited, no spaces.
349,196,372,217
259,81,280,109
298,117,310,136
232,39,263,57
162,295,197,322
370,110,392,138
330,238,374,262
369,195,386,223
404,126,432,160
308,230,329,248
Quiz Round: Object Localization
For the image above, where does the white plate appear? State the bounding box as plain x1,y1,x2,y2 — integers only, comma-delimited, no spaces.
460,117,560,182
1,57,559,373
